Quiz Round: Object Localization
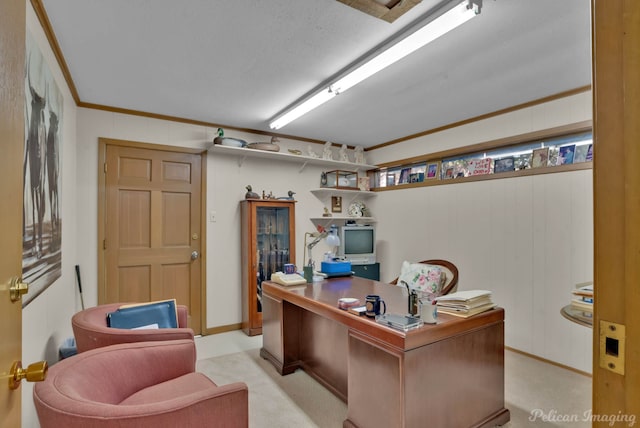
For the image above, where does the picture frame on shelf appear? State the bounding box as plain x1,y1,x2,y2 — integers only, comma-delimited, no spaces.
494,156,515,173
399,168,411,184
386,173,396,186
444,167,454,179
358,176,370,191
331,196,342,213
557,144,576,165
426,162,439,179
573,144,591,163
531,147,549,168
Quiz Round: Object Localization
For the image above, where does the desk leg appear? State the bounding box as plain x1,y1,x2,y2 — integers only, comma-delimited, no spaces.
260,294,301,375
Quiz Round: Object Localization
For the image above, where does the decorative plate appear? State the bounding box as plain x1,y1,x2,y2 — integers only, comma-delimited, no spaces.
348,202,364,217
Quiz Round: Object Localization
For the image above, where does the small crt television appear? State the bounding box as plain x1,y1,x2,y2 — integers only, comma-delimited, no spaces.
339,225,376,265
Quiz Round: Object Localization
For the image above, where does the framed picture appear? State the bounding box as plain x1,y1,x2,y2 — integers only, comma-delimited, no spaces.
573,144,590,163
558,144,576,165
331,196,342,213
531,147,549,168
358,176,370,191
386,173,396,186
494,157,515,173
399,168,411,184
409,173,420,183
444,167,454,179
426,162,439,179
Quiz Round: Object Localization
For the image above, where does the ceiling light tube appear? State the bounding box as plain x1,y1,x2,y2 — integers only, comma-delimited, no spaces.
269,88,336,130
332,1,477,94
269,0,480,130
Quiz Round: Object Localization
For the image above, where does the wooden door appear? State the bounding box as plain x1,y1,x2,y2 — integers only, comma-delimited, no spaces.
592,0,640,422
0,0,25,425
100,140,203,334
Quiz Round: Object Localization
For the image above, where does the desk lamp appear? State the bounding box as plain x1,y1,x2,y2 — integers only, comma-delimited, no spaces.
305,225,340,274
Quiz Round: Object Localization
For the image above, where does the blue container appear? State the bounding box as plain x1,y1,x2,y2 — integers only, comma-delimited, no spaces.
321,260,351,274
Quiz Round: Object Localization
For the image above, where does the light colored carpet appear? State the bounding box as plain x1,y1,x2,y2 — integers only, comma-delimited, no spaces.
197,348,347,427
197,348,591,428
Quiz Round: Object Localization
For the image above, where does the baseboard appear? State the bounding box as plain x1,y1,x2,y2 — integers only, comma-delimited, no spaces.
202,322,243,336
505,346,592,378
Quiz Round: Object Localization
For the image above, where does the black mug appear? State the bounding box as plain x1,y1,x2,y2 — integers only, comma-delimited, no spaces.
365,294,386,317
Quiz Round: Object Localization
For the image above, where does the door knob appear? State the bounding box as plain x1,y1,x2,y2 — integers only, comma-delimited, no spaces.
8,360,47,390
9,277,29,302
191,251,199,260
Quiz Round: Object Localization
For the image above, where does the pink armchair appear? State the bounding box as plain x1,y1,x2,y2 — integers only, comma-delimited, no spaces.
72,303,194,353
33,339,249,428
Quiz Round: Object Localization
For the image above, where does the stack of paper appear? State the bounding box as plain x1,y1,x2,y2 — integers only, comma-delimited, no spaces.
436,290,496,318
570,283,593,313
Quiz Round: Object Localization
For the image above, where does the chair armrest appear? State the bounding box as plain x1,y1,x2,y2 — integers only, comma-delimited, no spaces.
116,382,249,428
72,303,194,353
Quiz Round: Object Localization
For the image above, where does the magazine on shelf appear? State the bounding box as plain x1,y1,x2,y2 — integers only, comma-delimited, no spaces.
570,298,593,313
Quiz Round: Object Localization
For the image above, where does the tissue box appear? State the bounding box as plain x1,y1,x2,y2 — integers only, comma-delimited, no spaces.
321,260,352,274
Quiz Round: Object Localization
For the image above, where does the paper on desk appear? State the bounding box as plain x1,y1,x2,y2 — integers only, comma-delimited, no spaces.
436,290,492,302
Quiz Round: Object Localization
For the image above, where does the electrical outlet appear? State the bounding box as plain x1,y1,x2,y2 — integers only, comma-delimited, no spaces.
209,211,217,222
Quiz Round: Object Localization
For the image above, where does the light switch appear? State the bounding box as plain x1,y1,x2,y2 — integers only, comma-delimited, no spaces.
209,211,217,222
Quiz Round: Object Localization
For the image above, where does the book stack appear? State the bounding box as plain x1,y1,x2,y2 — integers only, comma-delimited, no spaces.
570,283,593,314
436,290,496,318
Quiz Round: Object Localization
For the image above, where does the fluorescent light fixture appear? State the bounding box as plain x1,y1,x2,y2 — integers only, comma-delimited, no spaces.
269,0,481,130
269,88,336,131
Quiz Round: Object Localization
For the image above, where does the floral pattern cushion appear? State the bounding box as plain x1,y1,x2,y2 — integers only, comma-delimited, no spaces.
398,261,446,296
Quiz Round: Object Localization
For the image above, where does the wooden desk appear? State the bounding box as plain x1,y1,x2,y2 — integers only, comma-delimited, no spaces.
260,276,510,428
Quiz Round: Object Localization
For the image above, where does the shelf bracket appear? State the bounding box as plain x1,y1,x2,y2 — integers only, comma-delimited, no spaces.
237,155,247,167
299,161,309,173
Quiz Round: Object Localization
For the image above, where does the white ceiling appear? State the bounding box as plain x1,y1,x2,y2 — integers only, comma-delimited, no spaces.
40,0,591,148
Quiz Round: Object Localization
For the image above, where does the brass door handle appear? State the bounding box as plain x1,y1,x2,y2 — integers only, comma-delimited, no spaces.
8,361,47,390
9,277,28,302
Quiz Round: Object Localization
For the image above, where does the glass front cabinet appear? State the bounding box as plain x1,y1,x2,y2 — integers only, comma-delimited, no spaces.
240,199,296,336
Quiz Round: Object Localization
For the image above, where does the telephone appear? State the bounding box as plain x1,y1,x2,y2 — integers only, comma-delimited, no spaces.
270,271,307,286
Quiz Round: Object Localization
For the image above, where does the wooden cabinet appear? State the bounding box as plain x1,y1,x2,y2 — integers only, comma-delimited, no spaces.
240,199,296,336
352,263,380,281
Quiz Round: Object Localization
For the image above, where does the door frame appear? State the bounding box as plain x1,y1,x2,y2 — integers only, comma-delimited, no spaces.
97,138,208,334
592,0,640,420
0,0,25,425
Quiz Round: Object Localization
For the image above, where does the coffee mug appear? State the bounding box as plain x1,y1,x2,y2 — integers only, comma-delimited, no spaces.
419,298,438,324
365,294,386,317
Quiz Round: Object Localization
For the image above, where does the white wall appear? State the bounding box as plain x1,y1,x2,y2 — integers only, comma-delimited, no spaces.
22,3,78,427
74,111,334,328
367,92,593,372
21,4,593,424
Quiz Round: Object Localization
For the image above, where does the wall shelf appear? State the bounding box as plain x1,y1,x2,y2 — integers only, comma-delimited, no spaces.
209,144,377,172
310,188,377,198
309,188,376,227
310,216,376,223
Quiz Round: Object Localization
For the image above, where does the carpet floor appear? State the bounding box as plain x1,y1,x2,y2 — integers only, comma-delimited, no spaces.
197,348,591,427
